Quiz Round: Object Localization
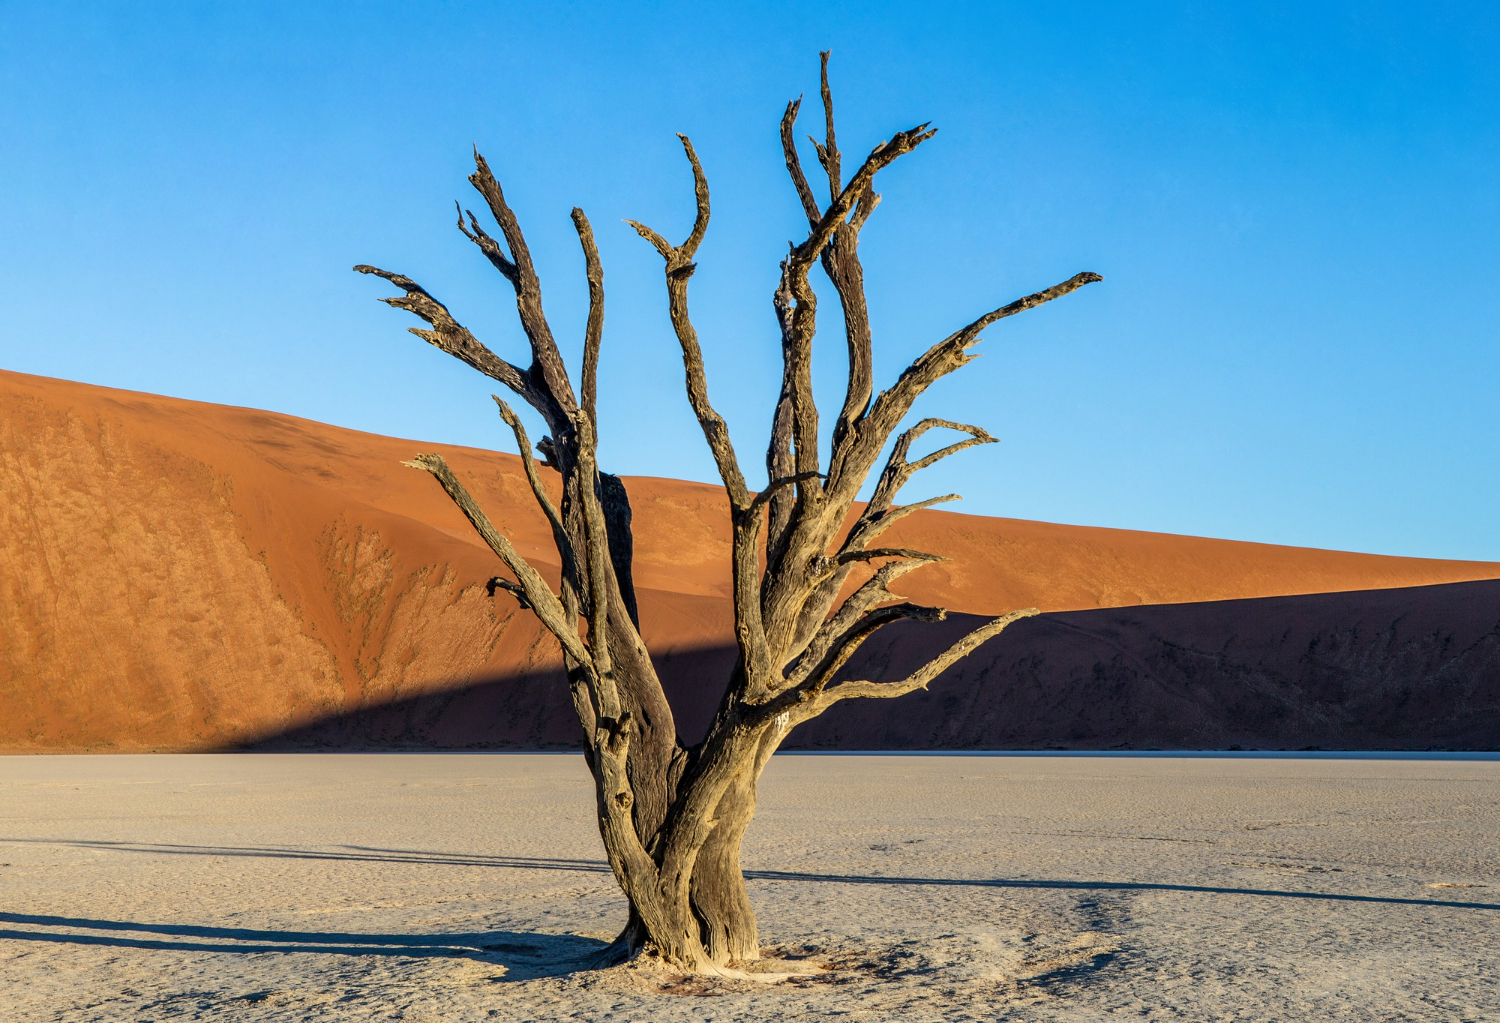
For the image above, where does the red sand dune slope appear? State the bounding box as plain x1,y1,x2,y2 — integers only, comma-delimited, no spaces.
3,368,1497,751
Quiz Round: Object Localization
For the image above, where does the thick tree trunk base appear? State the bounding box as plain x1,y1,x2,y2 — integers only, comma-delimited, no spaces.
594,756,763,974
591,928,826,984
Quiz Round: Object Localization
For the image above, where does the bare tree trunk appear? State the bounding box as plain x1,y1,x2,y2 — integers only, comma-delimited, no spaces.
593,779,760,967
689,772,761,962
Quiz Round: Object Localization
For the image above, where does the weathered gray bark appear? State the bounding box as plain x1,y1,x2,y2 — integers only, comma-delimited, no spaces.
356,53,1099,972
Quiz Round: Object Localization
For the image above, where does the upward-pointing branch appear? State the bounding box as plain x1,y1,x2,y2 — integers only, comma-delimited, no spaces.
572,208,605,433
814,50,842,201
780,97,821,225
827,271,1103,506
466,150,578,419
809,52,879,458
627,135,749,509
846,419,996,555
765,76,940,569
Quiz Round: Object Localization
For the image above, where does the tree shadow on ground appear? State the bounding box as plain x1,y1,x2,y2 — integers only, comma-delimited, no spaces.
0,911,603,980
6,838,1496,913
0,836,613,872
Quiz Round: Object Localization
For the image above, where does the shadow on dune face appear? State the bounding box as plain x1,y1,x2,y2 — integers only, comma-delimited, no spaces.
234,580,1500,752
234,642,738,750
796,578,1500,751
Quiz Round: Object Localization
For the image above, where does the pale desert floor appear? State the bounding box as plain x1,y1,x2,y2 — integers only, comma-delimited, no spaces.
1,754,1496,1022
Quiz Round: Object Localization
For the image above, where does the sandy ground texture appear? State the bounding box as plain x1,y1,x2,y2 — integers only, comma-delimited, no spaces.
1,754,1496,1022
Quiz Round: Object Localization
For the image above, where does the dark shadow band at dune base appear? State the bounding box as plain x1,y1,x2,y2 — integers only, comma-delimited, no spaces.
234,580,1500,752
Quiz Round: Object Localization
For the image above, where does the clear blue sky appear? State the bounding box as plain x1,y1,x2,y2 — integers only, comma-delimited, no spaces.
2,2,1495,560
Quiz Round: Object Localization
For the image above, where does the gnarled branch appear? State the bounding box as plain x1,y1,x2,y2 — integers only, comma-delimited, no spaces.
402,453,592,671
467,150,578,419
785,550,943,685
455,202,518,282
798,600,947,697
353,265,541,406
825,270,1102,511
487,575,531,608
822,607,1040,702
844,420,995,558
491,394,578,591
572,208,605,432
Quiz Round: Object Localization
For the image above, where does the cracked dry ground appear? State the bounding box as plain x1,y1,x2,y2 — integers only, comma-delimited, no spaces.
1,754,1496,1021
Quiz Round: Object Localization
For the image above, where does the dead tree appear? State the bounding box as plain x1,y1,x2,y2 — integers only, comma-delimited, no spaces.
356,54,1099,973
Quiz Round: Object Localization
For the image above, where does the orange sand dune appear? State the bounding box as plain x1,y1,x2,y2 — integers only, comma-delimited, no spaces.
3,368,1495,751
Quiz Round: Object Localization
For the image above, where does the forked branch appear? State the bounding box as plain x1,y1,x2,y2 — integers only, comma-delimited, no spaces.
353,265,542,408
798,600,948,696
785,551,943,685
822,607,1041,703
491,395,577,590
466,151,577,414
845,419,996,556
826,270,1102,507
765,56,940,569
